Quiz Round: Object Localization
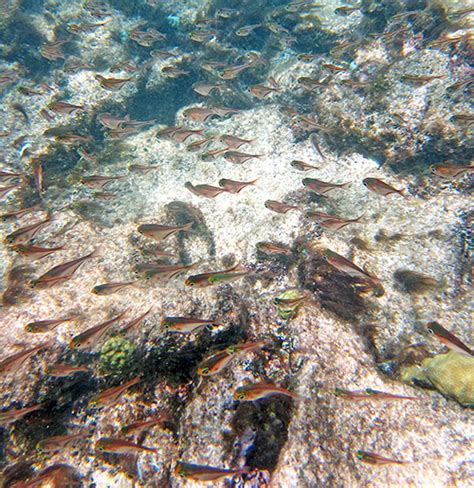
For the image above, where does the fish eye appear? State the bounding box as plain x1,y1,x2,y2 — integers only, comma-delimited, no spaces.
238,393,246,400
322,255,328,261
201,367,209,375
29,281,37,288
356,450,364,459
26,325,33,332
427,327,434,334
98,445,104,451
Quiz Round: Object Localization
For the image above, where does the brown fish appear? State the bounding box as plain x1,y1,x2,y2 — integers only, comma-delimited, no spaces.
290,160,319,171
323,249,384,297
322,63,348,72
303,178,349,194
0,169,24,184
77,147,97,162
37,433,85,453
186,137,213,152
426,321,473,356
335,6,360,15
363,178,406,198
89,376,141,408
235,24,262,37
91,281,136,295
137,222,193,241
0,205,39,222
219,135,253,149
223,151,263,164
0,404,42,425
161,316,220,333
128,164,159,174
334,388,419,401
297,77,330,91
248,83,279,99
13,243,64,261
121,308,153,334
121,415,168,436
137,262,199,281
213,106,241,117
95,74,132,91
306,213,363,231
25,316,76,333
185,263,251,287
297,115,332,133
200,148,228,161
70,310,127,350
234,382,304,401
31,249,99,289
257,242,292,256
430,163,473,179
0,184,20,199
185,182,227,198
175,462,248,482
0,342,51,377
192,81,224,97
162,66,190,78
47,101,84,114
80,175,126,189
264,200,299,214
5,215,52,244
219,63,253,80
46,363,90,377
182,107,217,122
157,126,204,143
356,450,408,466
402,74,444,85
96,437,156,454
218,178,258,193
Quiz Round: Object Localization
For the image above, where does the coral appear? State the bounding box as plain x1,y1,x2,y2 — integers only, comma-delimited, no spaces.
401,352,474,407
99,336,137,375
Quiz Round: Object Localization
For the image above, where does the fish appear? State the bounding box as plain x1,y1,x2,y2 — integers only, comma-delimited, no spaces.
219,63,253,80
335,6,360,15
174,462,248,482
12,103,30,126
128,164,159,174
98,113,131,129
91,281,136,295
426,322,473,356
233,382,303,401
157,126,204,143
297,77,330,91
31,158,43,196
213,106,242,117
13,243,64,261
401,74,444,85
130,27,166,46
80,175,126,189
309,133,326,161
197,350,234,376
235,24,262,37
162,66,190,78
302,178,349,194
137,222,193,241
0,205,39,221
223,151,263,164
0,184,20,199
322,63,348,72
31,249,99,289
273,294,308,308
248,81,279,99
121,308,153,334
95,437,156,454
93,191,117,201
39,40,67,61
183,107,217,122
219,135,253,149
216,8,239,19
264,200,299,214
218,178,258,193
136,262,199,281
192,81,224,97
185,263,251,287
95,74,132,91
334,388,419,401
0,342,51,376
70,310,127,350
37,433,85,453
186,137,213,152
77,147,97,162
200,148,228,161
0,169,24,184
356,450,408,466
430,163,473,179
89,376,141,408
323,249,385,297
285,0,320,12
257,242,292,256
362,178,406,198
46,363,90,377
306,213,364,231
0,404,42,425
47,101,84,114
161,316,220,333
185,182,227,198
290,160,319,171
25,316,76,333
53,132,94,144
189,29,217,43
121,415,168,436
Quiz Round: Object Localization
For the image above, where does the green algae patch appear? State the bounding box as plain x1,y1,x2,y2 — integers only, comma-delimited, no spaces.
100,336,137,375
401,352,474,407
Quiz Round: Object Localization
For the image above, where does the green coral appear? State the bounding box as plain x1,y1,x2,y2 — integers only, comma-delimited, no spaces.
401,352,474,407
100,336,137,375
